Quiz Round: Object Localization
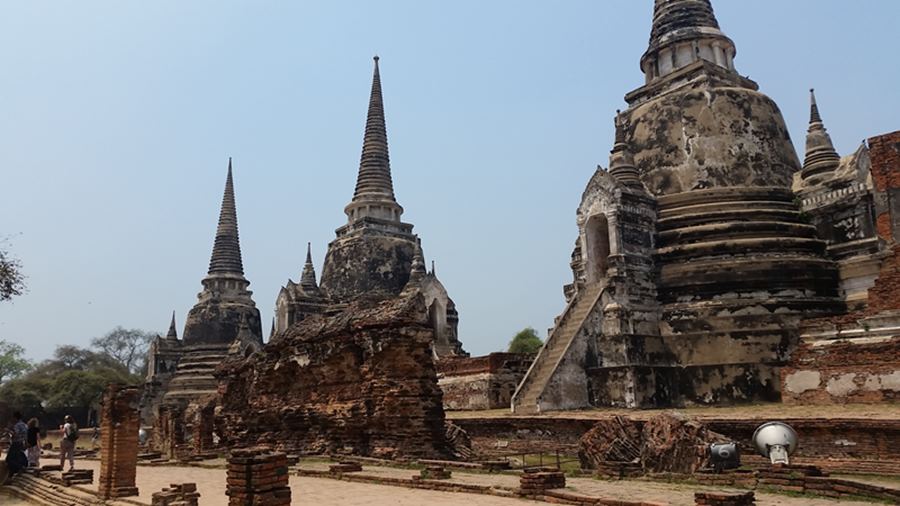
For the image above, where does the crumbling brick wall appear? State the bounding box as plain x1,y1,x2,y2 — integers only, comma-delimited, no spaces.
781,337,900,404
99,384,140,499
217,294,450,459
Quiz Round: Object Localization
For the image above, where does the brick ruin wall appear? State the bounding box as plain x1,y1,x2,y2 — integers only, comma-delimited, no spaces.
868,130,900,243
437,353,533,410
781,337,900,404
866,130,900,310
216,295,450,459
451,416,900,472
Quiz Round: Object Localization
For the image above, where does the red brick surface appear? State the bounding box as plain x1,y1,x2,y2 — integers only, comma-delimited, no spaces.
868,131,900,193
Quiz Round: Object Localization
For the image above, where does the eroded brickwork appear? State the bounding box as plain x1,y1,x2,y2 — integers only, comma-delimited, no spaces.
99,384,140,499
217,294,450,459
781,337,900,404
226,448,291,506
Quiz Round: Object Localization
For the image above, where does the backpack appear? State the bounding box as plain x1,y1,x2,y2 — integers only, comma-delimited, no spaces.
65,424,79,442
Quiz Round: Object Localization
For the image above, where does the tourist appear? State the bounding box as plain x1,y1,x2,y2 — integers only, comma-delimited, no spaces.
26,418,41,468
59,415,78,471
4,411,28,474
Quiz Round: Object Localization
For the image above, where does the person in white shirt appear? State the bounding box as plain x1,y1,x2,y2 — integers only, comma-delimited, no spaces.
59,415,78,471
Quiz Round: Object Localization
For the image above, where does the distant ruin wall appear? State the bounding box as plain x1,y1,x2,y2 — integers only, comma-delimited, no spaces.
437,353,533,410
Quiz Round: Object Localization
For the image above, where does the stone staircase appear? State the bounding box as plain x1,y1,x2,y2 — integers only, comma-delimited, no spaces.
163,343,232,402
511,282,605,414
4,472,101,506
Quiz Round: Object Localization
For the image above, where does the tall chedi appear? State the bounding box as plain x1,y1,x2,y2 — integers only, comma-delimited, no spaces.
183,158,262,345
141,160,263,427
513,0,842,413
319,56,419,299
277,57,466,356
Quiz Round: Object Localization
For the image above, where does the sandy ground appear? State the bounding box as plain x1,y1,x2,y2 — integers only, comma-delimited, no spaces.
446,403,900,421
72,460,537,505
51,459,881,506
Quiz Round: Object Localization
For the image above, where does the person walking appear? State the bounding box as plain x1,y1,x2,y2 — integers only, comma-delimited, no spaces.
26,418,41,468
59,415,78,471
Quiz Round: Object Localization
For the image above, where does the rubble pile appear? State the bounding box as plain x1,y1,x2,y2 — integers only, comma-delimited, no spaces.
579,412,727,474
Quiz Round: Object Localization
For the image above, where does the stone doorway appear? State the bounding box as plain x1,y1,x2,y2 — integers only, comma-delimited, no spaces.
585,214,611,283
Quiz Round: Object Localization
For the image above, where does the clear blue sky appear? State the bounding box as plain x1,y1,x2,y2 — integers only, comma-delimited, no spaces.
1,1,898,361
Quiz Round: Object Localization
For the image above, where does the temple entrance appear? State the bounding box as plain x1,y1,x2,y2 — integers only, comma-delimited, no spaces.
428,300,446,344
585,214,611,283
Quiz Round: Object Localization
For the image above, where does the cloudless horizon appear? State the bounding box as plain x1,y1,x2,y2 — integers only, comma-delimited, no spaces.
2,1,898,361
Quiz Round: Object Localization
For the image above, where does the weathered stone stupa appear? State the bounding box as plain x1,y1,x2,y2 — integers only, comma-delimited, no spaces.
513,0,846,412
275,57,466,358
142,160,263,425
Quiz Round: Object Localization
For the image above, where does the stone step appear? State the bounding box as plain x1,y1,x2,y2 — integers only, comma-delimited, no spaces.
657,220,818,247
658,199,797,219
512,282,604,413
7,474,97,506
657,209,803,230
656,236,826,261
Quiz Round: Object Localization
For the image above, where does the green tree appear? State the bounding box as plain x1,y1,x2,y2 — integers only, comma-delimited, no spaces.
0,238,26,302
0,344,139,421
508,327,543,354
0,340,32,383
90,326,155,374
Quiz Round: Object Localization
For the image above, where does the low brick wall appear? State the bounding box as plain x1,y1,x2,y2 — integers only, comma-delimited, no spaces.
452,416,900,474
689,467,900,503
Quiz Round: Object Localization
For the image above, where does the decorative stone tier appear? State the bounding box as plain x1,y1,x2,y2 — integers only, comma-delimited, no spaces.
642,187,842,403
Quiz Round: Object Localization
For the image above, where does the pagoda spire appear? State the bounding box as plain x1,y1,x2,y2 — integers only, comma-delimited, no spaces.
801,88,841,182
353,56,396,202
208,158,245,275
299,242,319,292
409,239,426,282
608,111,642,188
166,311,178,340
641,0,736,82
344,56,404,224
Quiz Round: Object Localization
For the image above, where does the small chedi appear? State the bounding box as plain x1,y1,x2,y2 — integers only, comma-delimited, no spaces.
512,0,900,412
142,159,263,453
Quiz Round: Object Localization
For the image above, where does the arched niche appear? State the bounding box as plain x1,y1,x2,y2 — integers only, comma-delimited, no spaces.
584,214,611,283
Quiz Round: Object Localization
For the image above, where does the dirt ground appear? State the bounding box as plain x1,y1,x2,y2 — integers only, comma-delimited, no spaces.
56,459,882,506
72,459,537,506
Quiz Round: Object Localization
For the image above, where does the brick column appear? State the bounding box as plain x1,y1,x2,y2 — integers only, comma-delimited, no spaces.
98,384,140,499
226,447,291,506
194,404,215,455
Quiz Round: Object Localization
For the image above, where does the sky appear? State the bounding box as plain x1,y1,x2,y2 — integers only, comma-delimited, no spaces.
1,1,898,361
